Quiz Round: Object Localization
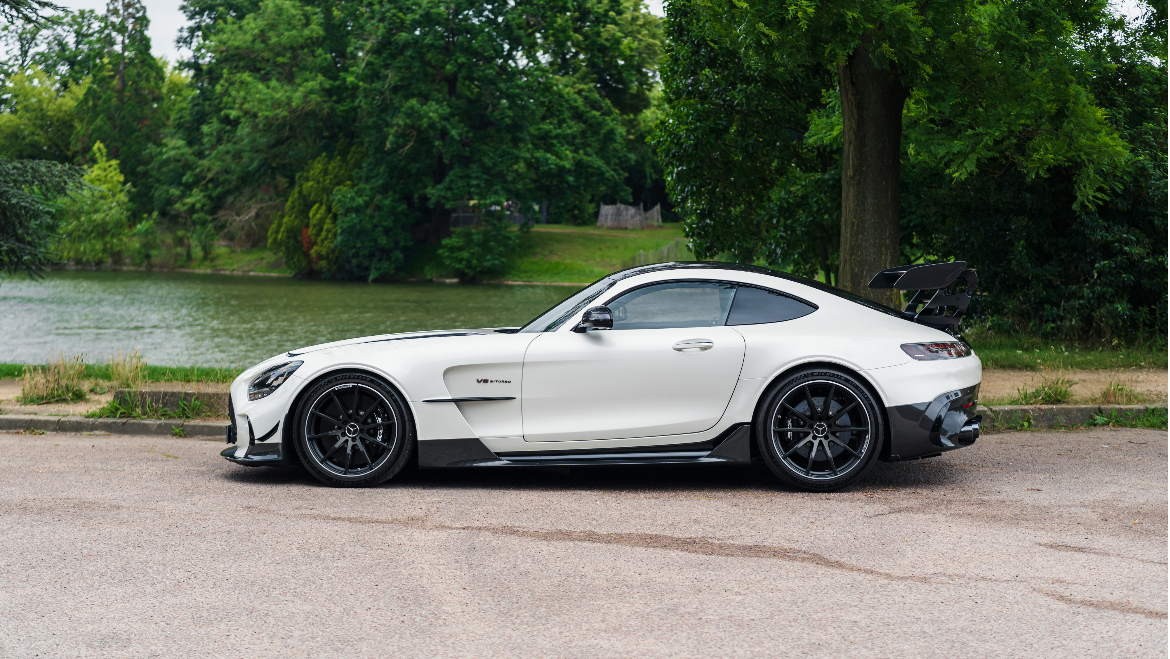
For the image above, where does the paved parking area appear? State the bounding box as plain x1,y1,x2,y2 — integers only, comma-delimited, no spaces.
0,428,1165,658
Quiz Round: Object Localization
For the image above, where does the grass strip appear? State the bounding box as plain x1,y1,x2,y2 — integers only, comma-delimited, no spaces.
0,362,242,383
966,335,1166,370
1085,407,1168,429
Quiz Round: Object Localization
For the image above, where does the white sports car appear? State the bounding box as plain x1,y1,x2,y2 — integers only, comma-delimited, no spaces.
222,262,982,491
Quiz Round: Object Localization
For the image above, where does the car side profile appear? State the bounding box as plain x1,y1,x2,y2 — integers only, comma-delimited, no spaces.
222,261,982,492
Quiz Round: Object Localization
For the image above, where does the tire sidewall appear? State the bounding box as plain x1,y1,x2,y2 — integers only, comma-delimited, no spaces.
294,372,415,487
755,368,884,492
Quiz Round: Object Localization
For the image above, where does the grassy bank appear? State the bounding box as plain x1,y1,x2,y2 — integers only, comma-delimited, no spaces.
400,224,692,283
0,363,242,384
965,335,1167,370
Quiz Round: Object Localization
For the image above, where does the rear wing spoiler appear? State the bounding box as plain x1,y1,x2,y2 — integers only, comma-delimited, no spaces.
867,261,977,334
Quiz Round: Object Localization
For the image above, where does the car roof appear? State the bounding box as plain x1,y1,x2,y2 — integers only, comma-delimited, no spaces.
610,262,907,320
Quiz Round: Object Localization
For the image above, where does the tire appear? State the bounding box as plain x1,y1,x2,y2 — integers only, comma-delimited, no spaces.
755,368,884,492
293,372,414,487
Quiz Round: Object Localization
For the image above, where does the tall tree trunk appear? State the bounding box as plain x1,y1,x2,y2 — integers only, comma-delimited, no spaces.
837,45,908,307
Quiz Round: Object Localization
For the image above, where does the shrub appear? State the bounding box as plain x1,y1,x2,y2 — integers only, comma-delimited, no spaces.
20,354,87,404
107,350,145,389
437,214,519,281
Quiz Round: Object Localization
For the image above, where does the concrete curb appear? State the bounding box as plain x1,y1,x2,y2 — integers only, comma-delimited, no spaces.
976,404,1165,431
0,414,226,438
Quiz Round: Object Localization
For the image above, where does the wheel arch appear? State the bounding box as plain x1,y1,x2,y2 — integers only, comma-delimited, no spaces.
749,360,893,462
280,366,417,466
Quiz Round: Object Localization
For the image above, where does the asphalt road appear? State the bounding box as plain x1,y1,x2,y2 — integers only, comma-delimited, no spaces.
0,428,1165,658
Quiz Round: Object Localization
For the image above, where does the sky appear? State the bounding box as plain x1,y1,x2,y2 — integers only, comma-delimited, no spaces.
55,0,1145,65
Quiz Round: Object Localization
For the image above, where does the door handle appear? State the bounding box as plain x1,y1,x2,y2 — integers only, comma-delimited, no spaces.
673,339,714,352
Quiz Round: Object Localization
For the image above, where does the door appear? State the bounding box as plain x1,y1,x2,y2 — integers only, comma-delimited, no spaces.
521,281,746,442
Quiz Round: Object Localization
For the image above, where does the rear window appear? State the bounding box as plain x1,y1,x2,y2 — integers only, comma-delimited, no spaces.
725,286,816,326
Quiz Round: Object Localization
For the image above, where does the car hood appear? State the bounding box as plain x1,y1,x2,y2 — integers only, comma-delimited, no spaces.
285,328,517,357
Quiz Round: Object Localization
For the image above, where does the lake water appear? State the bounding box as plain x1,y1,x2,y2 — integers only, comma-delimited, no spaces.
2,271,579,367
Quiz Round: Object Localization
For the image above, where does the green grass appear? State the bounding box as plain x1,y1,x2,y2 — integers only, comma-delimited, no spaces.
966,333,1167,370
0,363,242,383
183,246,291,275
1086,407,1168,429
399,224,692,283
87,394,207,420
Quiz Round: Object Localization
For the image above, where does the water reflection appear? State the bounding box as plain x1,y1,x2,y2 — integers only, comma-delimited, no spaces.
3,271,578,366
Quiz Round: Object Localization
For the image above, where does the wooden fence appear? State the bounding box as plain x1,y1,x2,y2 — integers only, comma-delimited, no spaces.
597,202,663,229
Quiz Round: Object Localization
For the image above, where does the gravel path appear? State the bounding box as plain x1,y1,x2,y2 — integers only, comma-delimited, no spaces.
0,428,1165,658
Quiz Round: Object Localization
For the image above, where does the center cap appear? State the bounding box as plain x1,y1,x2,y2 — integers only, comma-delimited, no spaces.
813,422,829,437
344,422,361,438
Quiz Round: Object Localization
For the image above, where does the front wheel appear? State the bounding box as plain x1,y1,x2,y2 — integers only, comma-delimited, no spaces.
294,372,414,487
755,369,884,492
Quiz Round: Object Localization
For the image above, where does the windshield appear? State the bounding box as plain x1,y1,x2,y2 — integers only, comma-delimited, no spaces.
518,278,616,333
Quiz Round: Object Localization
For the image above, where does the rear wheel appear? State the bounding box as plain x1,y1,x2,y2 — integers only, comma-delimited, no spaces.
755,369,883,492
294,373,413,487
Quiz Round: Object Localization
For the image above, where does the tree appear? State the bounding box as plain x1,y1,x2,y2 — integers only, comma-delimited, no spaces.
336,0,659,283
268,145,362,276
0,0,63,25
72,0,165,211
652,0,838,276
55,141,138,265
0,67,88,161
0,156,81,280
688,0,1130,303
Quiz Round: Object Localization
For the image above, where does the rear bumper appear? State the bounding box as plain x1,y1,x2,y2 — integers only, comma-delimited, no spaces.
885,384,980,461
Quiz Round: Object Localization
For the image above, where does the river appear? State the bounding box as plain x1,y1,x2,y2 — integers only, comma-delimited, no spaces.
3,270,579,367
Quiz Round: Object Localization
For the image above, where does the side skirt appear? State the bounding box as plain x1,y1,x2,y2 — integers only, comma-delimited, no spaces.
418,424,752,469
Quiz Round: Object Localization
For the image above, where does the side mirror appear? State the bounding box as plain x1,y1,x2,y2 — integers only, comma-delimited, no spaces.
573,306,613,333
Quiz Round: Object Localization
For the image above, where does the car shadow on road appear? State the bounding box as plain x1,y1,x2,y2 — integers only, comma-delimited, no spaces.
218,455,968,493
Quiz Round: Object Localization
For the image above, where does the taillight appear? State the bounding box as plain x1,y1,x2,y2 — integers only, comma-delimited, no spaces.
901,342,972,360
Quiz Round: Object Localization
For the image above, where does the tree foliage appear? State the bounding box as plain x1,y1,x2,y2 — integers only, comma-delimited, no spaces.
0,156,81,280
71,0,165,212
55,141,140,265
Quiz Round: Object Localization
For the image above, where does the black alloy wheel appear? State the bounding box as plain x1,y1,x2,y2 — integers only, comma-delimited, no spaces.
294,372,413,487
756,369,884,492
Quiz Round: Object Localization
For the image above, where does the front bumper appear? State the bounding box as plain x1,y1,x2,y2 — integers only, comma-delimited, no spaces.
221,442,284,466
885,384,981,461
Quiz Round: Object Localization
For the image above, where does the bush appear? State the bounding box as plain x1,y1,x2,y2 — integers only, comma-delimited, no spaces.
55,142,151,265
20,354,87,404
436,214,519,281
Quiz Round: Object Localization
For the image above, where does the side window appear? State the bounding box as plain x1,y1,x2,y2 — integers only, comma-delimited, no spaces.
726,286,816,326
607,282,736,330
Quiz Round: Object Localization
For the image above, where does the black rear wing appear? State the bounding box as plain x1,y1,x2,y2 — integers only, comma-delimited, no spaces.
867,261,977,334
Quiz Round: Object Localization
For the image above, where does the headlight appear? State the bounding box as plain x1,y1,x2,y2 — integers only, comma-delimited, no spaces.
901,342,972,360
248,361,303,400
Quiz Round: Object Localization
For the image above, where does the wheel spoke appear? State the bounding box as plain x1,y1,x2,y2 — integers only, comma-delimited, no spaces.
829,401,858,424
830,427,868,432
349,389,361,420
362,421,395,431
307,429,343,440
330,393,349,421
803,385,819,420
826,436,861,457
774,426,813,436
805,438,819,475
361,434,392,450
783,436,813,457
358,405,381,425
355,439,374,467
312,410,344,425
320,436,346,461
781,403,812,424
825,383,836,418
344,445,352,474
824,442,839,476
